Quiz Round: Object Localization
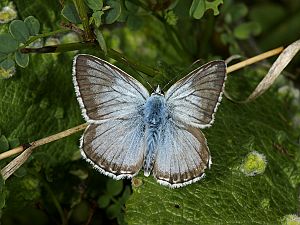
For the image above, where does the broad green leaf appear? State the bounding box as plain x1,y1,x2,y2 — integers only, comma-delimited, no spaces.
234,22,262,40
9,20,30,43
61,3,81,24
0,135,9,151
189,0,205,19
94,28,107,54
24,16,40,36
0,33,19,54
85,0,103,11
98,195,111,208
104,0,122,24
15,50,29,68
106,179,123,196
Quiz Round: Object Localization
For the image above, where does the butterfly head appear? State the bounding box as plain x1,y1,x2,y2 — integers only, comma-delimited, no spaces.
152,85,164,96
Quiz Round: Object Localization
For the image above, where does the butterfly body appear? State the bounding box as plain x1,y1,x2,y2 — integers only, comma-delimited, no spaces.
143,89,168,176
73,54,226,188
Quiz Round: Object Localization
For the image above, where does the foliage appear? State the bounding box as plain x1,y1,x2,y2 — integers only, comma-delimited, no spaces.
0,0,299,224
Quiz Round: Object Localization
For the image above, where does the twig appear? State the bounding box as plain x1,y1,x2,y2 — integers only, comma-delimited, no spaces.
0,123,88,180
20,42,162,78
61,22,85,36
226,47,284,74
21,29,70,48
73,0,94,41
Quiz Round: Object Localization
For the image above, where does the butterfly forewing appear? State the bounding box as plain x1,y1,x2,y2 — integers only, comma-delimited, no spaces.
73,54,149,178
165,60,226,128
73,54,149,122
153,120,210,188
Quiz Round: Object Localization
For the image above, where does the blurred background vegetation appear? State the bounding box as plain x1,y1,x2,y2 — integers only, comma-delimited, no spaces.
0,0,300,224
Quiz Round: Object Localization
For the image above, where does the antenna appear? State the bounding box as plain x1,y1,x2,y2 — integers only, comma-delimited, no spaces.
162,59,204,91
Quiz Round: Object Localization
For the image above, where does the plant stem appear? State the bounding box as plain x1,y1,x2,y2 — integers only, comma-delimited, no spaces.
21,29,70,48
73,0,94,41
20,42,162,78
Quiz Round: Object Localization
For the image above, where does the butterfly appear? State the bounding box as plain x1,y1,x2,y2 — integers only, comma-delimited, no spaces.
72,54,226,188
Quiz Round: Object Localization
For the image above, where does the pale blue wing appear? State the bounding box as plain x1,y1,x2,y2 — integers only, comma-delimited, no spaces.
153,120,210,188
165,61,226,128
73,54,149,123
73,54,148,177
81,118,145,178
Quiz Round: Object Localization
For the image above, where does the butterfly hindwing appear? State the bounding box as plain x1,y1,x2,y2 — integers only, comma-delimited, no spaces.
73,54,149,178
165,60,226,128
73,54,149,122
81,119,145,178
153,120,210,188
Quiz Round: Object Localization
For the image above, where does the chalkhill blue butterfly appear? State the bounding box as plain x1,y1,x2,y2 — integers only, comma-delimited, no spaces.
73,54,226,188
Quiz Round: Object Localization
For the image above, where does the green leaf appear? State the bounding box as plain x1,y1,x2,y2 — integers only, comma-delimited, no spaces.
85,0,103,11
92,11,104,27
9,20,30,43
15,50,30,68
98,195,111,208
94,28,107,54
205,0,223,16
61,3,81,24
0,33,19,54
0,58,15,70
0,135,9,151
189,0,223,19
234,22,262,40
189,0,205,19
24,16,40,36
104,0,122,24
106,180,123,196
106,203,121,219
